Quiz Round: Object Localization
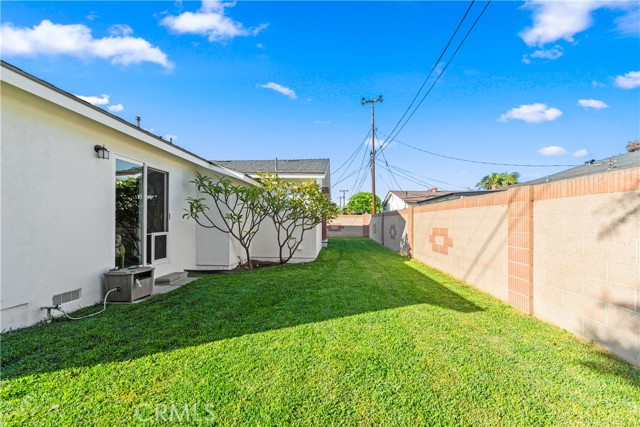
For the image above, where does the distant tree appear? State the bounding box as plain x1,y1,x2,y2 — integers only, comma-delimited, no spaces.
626,140,640,152
476,172,521,190
184,173,268,269
260,174,340,264
345,192,382,214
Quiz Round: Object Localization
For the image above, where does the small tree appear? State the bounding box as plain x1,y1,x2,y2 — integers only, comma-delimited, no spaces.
476,172,520,190
345,192,382,214
626,140,640,152
260,173,340,264
184,172,268,269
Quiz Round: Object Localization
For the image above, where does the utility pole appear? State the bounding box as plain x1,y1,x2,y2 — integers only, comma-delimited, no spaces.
340,189,348,210
361,95,383,214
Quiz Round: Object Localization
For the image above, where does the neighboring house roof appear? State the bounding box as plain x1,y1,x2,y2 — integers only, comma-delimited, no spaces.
215,159,329,175
214,159,331,191
0,60,257,185
522,151,640,185
417,190,502,205
384,190,456,206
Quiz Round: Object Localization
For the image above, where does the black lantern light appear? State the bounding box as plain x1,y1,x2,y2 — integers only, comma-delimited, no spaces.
94,144,110,159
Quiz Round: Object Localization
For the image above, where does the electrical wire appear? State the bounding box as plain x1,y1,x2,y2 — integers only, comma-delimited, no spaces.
378,1,492,156
387,164,468,188
387,136,579,167
377,161,434,189
379,0,476,153
54,287,119,320
332,130,371,176
379,150,405,191
332,130,373,190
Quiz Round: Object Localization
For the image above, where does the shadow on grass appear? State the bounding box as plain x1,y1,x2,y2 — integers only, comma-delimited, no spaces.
580,360,640,389
1,239,482,380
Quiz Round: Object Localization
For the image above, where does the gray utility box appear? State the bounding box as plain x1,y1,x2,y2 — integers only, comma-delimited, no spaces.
104,267,154,302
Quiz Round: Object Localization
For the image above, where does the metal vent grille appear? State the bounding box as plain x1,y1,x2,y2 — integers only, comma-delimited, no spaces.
52,289,81,305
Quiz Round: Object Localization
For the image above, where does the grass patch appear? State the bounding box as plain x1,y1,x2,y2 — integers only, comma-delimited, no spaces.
1,238,638,426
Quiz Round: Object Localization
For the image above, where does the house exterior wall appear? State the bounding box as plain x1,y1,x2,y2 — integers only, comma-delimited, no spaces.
372,169,639,364
0,78,242,330
251,219,322,264
384,193,408,212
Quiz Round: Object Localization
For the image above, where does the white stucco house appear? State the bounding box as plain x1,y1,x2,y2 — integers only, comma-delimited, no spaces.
0,61,330,330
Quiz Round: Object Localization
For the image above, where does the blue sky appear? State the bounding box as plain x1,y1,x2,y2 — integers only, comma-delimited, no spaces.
1,1,639,203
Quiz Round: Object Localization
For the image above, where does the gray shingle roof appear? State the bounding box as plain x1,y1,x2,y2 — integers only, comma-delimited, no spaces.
387,190,456,204
213,159,329,175
522,151,639,185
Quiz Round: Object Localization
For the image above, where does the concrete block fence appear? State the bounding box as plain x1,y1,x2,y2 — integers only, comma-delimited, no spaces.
369,167,640,365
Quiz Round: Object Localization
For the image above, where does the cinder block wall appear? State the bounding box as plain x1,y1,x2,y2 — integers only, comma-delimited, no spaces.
327,215,370,238
412,194,510,303
532,174,639,364
370,167,639,364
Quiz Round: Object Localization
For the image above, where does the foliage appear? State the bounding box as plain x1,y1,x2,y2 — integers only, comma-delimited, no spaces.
115,177,141,266
260,173,340,264
2,239,639,426
184,172,268,269
345,191,382,214
476,171,521,190
626,140,640,152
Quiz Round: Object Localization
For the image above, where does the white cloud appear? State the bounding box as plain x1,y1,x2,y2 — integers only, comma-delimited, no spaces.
614,4,640,35
538,145,567,156
75,94,110,105
519,1,638,47
591,80,606,88
498,103,563,123
0,20,172,69
259,82,297,99
108,104,124,112
614,71,640,89
164,134,178,142
574,149,589,157
364,137,387,149
161,0,267,42
108,24,133,37
523,45,564,64
531,46,564,60
578,98,609,110
520,1,601,47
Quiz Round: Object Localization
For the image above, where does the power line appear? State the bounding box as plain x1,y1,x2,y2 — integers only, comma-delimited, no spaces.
378,1,492,155
332,130,370,176
361,95,383,214
387,163,468,189
379,149,404,191
388,137,579,168
377,161,435,189
331,133,371,188
379,0,476,153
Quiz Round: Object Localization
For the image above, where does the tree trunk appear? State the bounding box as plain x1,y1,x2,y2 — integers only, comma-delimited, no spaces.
244,246,253,269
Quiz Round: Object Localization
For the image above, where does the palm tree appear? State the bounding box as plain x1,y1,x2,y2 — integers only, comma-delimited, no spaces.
476,172,520,190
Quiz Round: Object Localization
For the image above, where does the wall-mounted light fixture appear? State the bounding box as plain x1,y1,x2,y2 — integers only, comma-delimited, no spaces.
94,145,110,159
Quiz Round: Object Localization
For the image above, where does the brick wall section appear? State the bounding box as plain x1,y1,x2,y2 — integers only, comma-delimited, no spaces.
327,215,371,238
508,186,534,313
369,167,639,364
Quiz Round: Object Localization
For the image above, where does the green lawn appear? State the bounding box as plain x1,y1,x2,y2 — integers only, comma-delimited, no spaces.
1,238,638,426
